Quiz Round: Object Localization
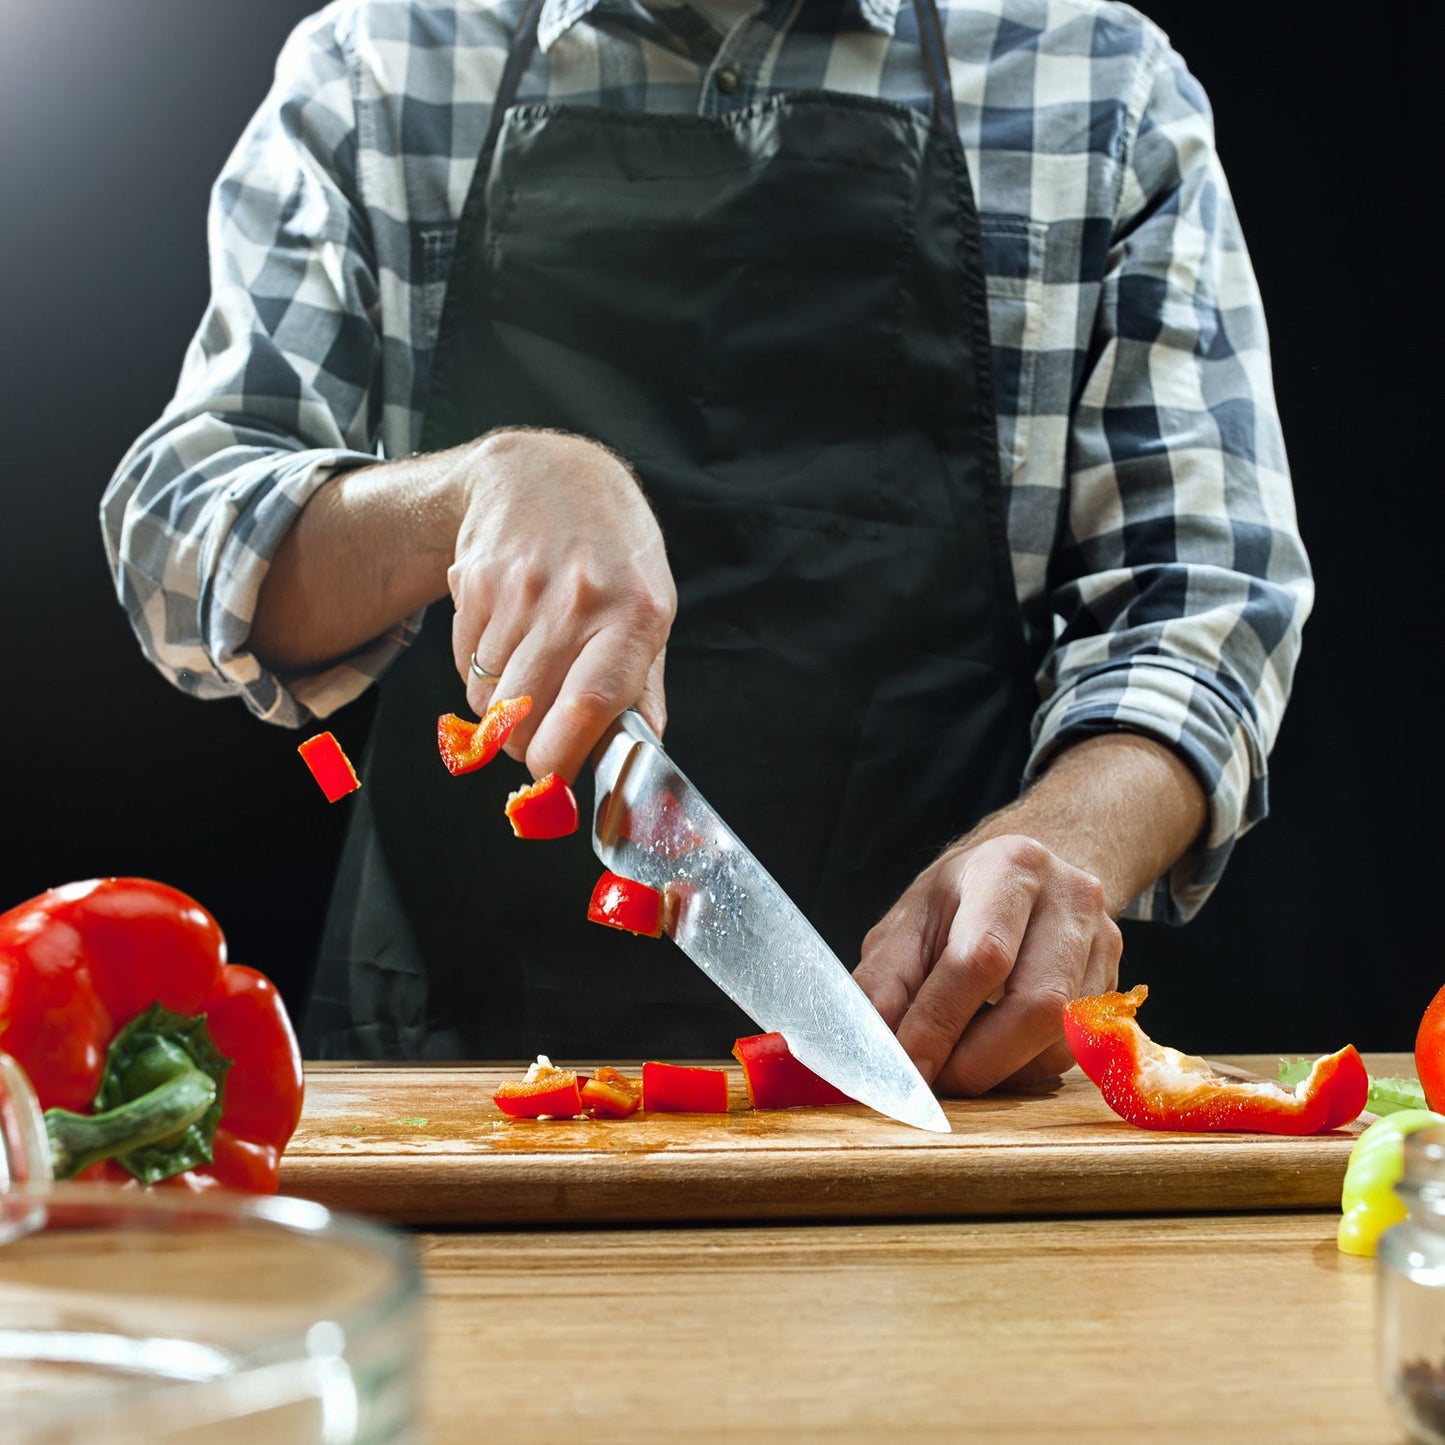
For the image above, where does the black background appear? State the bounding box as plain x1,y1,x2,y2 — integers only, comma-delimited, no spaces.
0,2,1436,1055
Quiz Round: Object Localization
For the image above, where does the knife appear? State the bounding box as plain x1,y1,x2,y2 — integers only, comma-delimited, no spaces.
590,709,950,1133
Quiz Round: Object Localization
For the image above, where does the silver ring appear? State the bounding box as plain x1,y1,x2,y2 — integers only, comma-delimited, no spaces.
468,652,503,685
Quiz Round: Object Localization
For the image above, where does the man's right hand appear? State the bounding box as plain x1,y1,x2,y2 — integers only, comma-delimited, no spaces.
449,428,676,783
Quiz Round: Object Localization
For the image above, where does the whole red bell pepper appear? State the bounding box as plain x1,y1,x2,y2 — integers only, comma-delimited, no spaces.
641,1060,730,1114
493,1057,583,1118
1062,984,1368,1135
586,871,663,938
732,1032,855,1108
438,694,532,776
505,772,580,839
0,878,304,1191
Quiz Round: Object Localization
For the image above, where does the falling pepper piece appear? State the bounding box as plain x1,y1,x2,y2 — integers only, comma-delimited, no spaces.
732,1032,855,1109
438,695,533,776
1062,984,1368,1135
298,731,360,802
586,871,664,938
505,772,580,839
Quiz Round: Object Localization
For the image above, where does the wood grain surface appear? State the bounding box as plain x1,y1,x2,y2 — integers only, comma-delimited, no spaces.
414,1211,1404,1443
278,1053,1409,1226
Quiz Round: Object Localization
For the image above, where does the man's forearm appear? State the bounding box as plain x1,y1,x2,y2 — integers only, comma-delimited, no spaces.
249,443,475,671
961,732,1209,917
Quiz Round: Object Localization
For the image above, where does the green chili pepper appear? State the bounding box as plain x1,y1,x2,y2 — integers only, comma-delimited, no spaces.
1338,1109,1445,1256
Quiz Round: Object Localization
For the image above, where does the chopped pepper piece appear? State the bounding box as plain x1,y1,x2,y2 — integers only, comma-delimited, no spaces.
438,694,533,776
1338,1110,1445,1256
587,871,663,938
505,772,580,839
732,1032,855,1108
641,1060,730,1114
493,1056,583,1119
297,731,360,802
581,1065,644,1118
0,878,304,1192
1062,984,1368,1135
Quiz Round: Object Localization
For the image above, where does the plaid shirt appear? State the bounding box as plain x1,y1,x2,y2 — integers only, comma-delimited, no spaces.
100,0,1312,924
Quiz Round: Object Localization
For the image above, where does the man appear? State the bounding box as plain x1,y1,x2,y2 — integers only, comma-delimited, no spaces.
101,0,1310,1094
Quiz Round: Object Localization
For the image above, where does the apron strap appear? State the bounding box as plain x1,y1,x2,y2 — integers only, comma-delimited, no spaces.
487,0,546,140
912,0,958,137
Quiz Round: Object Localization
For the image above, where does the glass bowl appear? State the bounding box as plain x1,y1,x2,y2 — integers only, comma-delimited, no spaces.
0,1180,422,1443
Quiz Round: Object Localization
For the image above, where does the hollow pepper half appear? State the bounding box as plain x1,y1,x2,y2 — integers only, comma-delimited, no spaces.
0,877,304,1192
1338,1109,1445,1256
1062,984,1368,1135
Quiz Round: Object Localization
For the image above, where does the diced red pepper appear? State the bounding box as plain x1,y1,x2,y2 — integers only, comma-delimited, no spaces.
641,1060,730,1114
297,731,360,802
1062,984,1368,1135
732,1032,855,1108
505,772,580,839
437,695,533,776
586,871,664,938
581,1065,644,1118
492,1057,583,1119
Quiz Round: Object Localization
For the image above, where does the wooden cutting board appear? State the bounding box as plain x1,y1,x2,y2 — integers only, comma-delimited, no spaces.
277,1053,1408,1226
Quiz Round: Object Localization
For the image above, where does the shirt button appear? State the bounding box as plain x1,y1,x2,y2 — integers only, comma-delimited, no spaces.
716,67,739,94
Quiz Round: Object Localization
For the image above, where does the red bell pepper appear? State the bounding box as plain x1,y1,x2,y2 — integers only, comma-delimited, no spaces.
641,1060,730,1114
493,1056,583,1118
0,878,304,1191
1062,984,1368,1135
505,772,580,839
580,1065,644,1118
732,1032,855,1108
438,694,532,776
1416,982,1445,1114
297,730,360,803
586,871,663,938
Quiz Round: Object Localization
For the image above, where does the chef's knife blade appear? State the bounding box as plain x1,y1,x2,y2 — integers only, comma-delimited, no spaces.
591,710,950,1134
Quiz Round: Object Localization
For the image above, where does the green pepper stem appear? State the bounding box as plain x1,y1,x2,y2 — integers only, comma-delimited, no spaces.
44,1067,218,1179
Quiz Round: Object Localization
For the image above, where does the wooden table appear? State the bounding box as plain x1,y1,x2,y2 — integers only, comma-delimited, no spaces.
282,1054,1415,1441
414,1212,1402,1442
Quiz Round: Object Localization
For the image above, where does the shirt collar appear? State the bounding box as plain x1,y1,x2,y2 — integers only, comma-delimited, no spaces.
537,0,902,53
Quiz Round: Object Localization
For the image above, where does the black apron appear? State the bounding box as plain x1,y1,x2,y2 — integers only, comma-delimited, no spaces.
303,0,1038,1061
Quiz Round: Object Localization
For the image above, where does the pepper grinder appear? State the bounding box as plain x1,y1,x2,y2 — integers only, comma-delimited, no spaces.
1380,1124,1445,1443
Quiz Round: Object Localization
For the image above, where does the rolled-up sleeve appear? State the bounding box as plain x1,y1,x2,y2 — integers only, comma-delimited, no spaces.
100,10,414,727
1027,36,1313,924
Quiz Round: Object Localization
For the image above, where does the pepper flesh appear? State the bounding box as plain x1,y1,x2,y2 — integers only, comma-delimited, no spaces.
493,1057,583,1119
0,878,304,1191
297,731,360,802
732,1032,855,1108
580,1065,644,1118
437,695,533,776
505,773,580,839
1062,984,1368,1135
641,1060,730,1114
586,871,664,938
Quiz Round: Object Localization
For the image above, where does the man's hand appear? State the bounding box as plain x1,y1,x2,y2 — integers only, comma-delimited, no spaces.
449,429,676,782
851,732,1208,1096
251,426,676,784
853,835,1122,1094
